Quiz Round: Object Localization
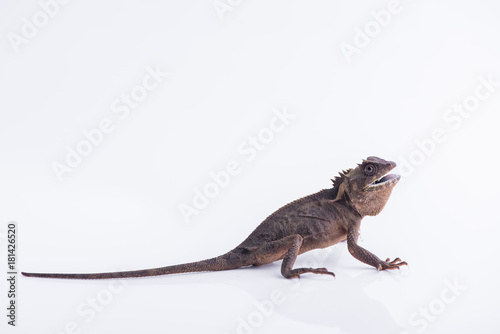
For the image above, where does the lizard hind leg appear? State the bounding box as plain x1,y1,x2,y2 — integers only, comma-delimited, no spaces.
252,234,335,279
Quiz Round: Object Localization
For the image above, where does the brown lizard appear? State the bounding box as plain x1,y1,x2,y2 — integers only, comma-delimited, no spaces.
22,156,407,280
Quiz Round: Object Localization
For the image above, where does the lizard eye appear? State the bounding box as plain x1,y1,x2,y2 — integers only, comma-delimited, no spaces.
363,164,376,176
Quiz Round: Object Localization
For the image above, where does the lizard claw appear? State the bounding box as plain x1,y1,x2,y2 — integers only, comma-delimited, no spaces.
385,257,402,264
377,258,408,271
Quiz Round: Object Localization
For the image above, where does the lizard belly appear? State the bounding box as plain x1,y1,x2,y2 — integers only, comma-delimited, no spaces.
296,220,347,254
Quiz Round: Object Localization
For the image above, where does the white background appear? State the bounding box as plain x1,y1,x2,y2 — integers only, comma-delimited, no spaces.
1,1,500,333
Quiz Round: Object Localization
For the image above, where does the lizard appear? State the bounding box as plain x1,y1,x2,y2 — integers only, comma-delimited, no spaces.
22,156,407,280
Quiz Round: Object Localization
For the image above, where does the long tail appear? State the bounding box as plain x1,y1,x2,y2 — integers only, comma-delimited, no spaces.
22,252,242,279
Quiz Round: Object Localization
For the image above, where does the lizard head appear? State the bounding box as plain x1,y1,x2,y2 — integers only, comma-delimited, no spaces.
333,156,401,217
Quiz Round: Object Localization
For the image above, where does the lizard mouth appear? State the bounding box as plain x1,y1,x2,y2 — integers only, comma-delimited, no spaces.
366,173,401,190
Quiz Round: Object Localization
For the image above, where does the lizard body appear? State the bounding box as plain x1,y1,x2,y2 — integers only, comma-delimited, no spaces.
22,156,407,280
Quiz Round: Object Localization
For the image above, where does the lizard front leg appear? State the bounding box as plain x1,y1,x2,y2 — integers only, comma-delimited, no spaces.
347,227,407,270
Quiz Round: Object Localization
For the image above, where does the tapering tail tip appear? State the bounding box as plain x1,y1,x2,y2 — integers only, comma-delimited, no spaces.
21,271,130,279
22,272,53,278
21,272,103,279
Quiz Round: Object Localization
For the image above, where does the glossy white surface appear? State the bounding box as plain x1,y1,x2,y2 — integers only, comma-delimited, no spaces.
1,1,499,333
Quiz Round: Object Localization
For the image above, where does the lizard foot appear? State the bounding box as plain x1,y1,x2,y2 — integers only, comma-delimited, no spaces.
377,258,408,271
284,267,335,279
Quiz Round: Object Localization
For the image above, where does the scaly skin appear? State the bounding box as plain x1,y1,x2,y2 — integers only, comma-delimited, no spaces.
22,156,407,280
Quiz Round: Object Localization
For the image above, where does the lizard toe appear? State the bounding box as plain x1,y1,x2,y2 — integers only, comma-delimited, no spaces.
378,258,408,271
